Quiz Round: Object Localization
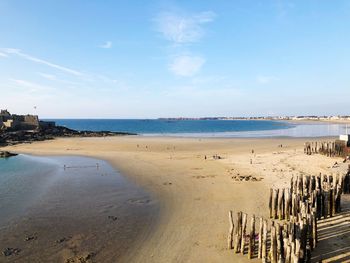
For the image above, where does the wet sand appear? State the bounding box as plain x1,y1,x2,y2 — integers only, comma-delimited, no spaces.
2,136,350,262
0,155,159,263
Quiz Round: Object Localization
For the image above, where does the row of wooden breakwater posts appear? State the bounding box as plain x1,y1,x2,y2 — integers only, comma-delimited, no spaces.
227,173,350,262
304,140,348,157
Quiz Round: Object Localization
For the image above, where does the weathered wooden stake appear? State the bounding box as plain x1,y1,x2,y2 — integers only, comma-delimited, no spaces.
278,188,284,220
274,189,279,219
271,225,277,263
269,188,273,218
262,219,267,263
248,215,255,259
258,217,263,259
227,210,234,249
276,223,283,262
241,213,247,255
234,212,242,253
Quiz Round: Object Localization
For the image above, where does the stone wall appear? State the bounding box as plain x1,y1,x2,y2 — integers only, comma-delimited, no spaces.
0,110,54,131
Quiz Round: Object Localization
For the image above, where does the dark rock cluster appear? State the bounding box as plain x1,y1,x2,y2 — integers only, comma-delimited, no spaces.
0,151,18,158
0,126,136,147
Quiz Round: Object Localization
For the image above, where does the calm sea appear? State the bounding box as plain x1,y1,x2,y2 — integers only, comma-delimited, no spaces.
46,119,348,138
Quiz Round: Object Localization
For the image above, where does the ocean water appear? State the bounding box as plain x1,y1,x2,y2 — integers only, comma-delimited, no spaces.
46,119,348,138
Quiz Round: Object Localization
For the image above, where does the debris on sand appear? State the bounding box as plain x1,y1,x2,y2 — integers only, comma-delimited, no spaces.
24,235,37,241
108,216,118,221
231,175,263,182
2,247,21,257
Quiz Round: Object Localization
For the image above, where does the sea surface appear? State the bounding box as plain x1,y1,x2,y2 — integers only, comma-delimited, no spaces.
46,119,349,138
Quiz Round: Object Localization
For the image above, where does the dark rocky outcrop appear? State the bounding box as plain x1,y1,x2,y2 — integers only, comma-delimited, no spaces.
0,151,18,158
0,126,136,147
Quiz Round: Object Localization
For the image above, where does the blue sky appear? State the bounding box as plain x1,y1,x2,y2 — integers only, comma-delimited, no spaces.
1,0,350,118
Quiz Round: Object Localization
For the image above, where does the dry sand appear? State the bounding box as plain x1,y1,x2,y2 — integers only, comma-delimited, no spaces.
2,136,350,262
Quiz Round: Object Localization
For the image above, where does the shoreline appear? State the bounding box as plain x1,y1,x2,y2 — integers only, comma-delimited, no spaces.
2,136,349,262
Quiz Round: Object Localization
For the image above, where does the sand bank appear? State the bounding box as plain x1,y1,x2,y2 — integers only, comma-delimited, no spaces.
2,136,350,262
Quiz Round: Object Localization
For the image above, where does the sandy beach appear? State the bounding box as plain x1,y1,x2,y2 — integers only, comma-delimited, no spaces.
2,136,350,262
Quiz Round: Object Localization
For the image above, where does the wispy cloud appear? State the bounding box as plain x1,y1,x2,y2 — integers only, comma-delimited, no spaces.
38,72,57,80
257,75,279,84
0,52,8,57
1,48,83,76
155,11,216,44
169,55,205,77
9,78,54,93
154,10,215,77
99,41,112,49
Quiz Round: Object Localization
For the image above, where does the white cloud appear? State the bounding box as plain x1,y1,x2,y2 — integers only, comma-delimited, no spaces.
38,72,57,80
9,78,54,93
169,55,205,77
257,75,279,84
0,52,8,57
155,11,216,44
1,48,83,76
99,41,112,49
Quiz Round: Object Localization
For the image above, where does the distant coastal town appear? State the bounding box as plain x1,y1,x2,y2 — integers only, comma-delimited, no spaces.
159,115,350,121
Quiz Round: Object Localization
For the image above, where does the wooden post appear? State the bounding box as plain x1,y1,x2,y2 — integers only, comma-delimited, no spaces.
278,188,284,220
258,217,263,259
303,175,308,197
271,225,277,263
285,188,291,221
335,184,342,213
316,191,322,220
312,210,317,247
323,191,328,219
305,245,311,263
262,219,267,263
241,213,247,255
299,220,306,262
329,188,334,217
332,185,337,216
276,223,283,262
234,212,242,253
283,226,290,263
295,237,301,263
291,241,298,263
307,214,313,251
248,215,255,259
269,188,273,218
274,189,279,219
285,243,291,263
228,211,234,249
291,193,296,220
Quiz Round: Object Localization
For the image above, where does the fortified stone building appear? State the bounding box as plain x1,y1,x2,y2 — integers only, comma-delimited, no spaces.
0,109,55,131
